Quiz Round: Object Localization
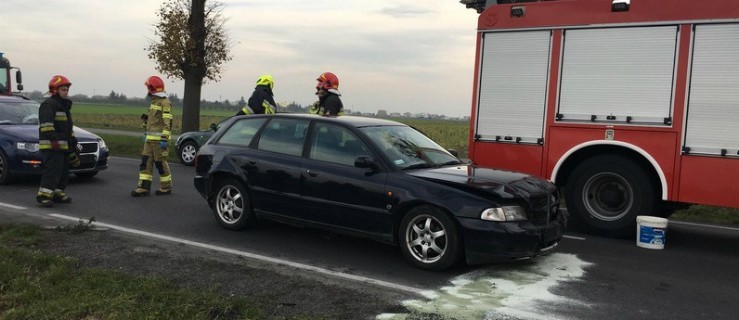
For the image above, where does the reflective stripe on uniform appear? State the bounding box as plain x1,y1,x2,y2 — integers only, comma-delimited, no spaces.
139,173,153,181
145,135,162,141
241,106,254,115
38,187,54,194
162,113,173,119
38,140,69,150
160,175,172,182
146,131,165,141
149,104,162,111
37,187,54,197
54,111,68,121
264,100,276,114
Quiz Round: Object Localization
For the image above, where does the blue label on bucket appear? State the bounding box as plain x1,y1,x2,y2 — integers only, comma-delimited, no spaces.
639,226,665,244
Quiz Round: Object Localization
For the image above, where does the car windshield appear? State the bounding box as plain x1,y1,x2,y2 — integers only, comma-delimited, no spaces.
360,125,461,170
0,100,39,125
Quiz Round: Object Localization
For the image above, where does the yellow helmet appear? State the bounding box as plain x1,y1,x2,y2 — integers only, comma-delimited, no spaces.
256,74,274,89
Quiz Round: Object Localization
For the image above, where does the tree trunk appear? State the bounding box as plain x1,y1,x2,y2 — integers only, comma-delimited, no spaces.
181,72,202,133
180,0,207,133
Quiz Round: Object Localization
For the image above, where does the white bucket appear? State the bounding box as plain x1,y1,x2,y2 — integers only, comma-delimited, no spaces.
636,216,668,249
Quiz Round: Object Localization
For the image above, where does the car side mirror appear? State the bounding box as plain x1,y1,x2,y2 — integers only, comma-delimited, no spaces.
447,149,459,158
210,123,217,131
354,156,376,170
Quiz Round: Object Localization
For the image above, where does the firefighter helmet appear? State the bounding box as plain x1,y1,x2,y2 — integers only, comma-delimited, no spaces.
256,74,274,89
316,72,339,90
48,75,71,94
145,76,165,94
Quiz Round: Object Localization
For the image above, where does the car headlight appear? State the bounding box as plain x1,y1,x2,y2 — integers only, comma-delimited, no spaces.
98,138,107,150
17,142,40,152
480,206,527,222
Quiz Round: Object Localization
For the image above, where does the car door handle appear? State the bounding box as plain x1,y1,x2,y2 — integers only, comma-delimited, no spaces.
306,169,317,177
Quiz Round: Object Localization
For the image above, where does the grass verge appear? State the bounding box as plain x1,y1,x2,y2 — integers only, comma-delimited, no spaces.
671,205,739,225
0,222,260,320
97,133,176,161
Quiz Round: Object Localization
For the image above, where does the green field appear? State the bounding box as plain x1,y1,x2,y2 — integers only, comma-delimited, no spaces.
73,103,230,134
73,103,472,156
73,102,237,117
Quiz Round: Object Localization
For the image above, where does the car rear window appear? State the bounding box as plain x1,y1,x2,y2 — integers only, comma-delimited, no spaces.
217,117,267,147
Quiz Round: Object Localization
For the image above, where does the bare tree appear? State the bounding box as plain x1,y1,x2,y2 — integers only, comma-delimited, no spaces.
147,0,232,133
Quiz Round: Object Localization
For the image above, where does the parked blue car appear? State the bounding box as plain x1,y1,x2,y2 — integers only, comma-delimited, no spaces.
0,95,109,184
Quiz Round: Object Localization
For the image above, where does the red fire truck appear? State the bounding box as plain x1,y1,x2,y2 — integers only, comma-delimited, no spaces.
0,51,23,96
462,0,739,237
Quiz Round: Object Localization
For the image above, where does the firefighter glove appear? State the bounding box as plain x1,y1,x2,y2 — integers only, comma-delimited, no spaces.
69,153,81,168
309,101,320,114
160,140,168,150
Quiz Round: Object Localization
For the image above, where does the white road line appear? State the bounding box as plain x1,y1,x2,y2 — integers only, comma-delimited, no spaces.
563,235,586,240
47,213,425,296
0,202,27,210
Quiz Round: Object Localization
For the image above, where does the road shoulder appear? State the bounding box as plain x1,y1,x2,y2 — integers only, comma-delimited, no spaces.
0,209,413,319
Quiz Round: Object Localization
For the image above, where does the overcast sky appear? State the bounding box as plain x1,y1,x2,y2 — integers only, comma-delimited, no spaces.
2,0,478,117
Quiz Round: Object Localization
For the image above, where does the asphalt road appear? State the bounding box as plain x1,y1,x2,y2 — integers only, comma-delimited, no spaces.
2,157,738,319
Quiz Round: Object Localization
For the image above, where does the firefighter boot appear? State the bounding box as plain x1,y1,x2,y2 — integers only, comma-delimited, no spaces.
36,194,54,208
131,188,150,197
155,189,172,196
52,190,72,204
131,180,151,197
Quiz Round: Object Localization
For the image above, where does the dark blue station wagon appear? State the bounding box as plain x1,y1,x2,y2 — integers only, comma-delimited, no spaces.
194,114,565,271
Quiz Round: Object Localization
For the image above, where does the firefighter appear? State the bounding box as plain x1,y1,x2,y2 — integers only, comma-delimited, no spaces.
236,74,276,116
131,76,173,197
309,72,344,116
37,75,81,207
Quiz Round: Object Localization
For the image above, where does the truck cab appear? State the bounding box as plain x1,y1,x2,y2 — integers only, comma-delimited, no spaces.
0,52,23,96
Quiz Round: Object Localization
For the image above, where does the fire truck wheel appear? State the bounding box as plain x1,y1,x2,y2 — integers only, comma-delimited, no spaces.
565,154,656,238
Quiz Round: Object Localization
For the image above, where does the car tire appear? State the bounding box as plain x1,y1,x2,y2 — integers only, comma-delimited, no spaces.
565,154,657,238
212,177,256,230
178,141,198,166
75,172,98,179
399,205,462,271
0,150,14,185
